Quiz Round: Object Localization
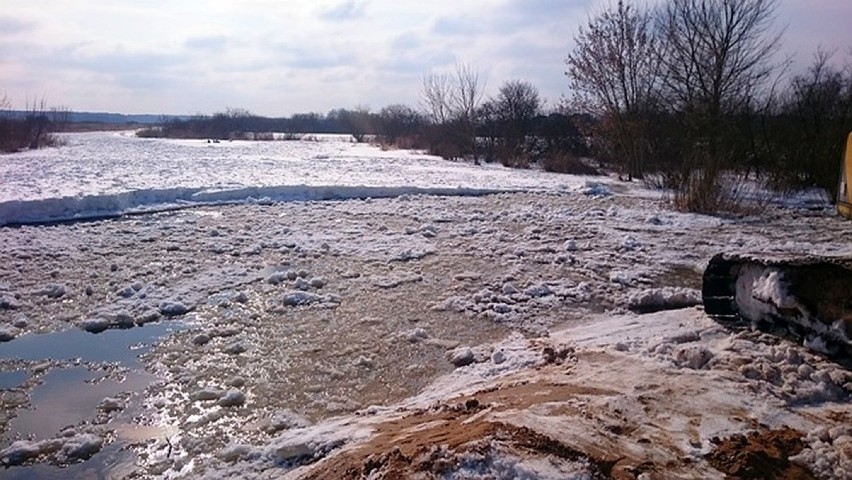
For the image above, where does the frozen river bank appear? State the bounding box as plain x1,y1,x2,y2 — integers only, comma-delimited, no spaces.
0,133,849,478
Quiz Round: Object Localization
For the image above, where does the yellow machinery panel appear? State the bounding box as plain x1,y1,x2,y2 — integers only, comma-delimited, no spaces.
839,132,852,219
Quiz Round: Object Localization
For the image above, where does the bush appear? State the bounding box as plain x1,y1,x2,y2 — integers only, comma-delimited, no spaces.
499,151,530,169
541,152,600,175
0,115,58,153
670,170,765,215
135,126,163,138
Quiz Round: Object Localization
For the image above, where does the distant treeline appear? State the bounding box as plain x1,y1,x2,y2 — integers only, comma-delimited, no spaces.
0,110,182,125
0,94,190,152
137,88,600,176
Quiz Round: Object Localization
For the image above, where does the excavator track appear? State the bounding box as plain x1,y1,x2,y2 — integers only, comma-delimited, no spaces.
702,253,852,356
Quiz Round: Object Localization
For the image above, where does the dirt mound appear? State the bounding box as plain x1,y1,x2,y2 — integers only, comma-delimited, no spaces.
305,410,615,479
706,427,815,479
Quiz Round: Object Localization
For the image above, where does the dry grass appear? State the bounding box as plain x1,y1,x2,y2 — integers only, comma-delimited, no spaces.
541,152,601,175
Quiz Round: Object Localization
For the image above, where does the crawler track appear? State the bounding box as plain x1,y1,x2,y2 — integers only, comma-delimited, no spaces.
702,253,852,356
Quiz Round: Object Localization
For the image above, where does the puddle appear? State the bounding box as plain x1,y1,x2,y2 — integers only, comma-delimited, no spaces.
0,322,185,476
0,322,182,366
0,371,26,390
8,366,156,440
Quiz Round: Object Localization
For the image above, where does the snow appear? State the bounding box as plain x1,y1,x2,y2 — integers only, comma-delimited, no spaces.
0,132,849,478
0,432,103,466
628,287,702,313
0,131,603,226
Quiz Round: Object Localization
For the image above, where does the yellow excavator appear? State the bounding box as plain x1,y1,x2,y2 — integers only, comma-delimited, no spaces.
839,132,852,219
702,133,852,356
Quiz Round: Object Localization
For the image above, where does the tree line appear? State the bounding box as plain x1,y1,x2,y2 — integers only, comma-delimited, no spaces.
566,0,852,212
136,65,596,175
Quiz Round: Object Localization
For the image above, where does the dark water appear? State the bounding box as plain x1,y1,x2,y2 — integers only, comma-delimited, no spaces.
0,371,26,390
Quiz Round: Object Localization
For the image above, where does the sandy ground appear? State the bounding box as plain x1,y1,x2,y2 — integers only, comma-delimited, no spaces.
0,191,850,478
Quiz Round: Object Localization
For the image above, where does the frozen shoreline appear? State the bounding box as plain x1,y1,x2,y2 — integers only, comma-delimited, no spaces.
0,131,608,226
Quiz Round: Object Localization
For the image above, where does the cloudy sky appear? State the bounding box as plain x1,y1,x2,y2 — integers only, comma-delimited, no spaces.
1,0,850,116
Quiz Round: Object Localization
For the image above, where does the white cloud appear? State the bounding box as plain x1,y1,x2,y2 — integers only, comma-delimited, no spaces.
319,0,367,21
0,0,849,115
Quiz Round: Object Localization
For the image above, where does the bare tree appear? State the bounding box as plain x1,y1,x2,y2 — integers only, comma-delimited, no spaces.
771,49,852,198
26,97,50,149
421,72,453,124
493,80,541,166
657,0,783,212
566,0,662,179
451,62,485,161
420,62,485,160
449,63,484,125
659,0,781,119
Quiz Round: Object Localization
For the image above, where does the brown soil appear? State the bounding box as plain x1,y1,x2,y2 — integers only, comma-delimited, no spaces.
304,377,641,480
705,427,816,479
305,413,614,479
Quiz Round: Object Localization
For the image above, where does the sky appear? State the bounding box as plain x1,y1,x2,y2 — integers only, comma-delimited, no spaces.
1,0,850,117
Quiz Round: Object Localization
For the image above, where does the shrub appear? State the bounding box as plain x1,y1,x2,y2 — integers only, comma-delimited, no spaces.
541,152,600,175
0,115,59,153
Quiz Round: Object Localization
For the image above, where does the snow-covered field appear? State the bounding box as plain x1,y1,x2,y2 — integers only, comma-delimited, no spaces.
0,132,849,479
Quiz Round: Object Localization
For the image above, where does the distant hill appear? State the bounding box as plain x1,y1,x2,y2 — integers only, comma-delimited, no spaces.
0,110,188,125
68,112,185,124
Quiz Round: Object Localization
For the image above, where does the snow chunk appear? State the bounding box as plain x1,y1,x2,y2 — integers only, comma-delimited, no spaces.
792,425,852,480
0,433,102,466
628,287,702,313
59,433,103,461
0,440,44,465
619,236,642,252
98,397,124,413
448,347,475,367
265,271,288,285
491,350,507,364
501,282,519,295
281,291,326,306
39,284,69,299
78,317,112,334
373,274,422,289
264,409,310,434
218,390,246,407
218,443,251,462
735,265,804,322
404,328,429,343
672,344,714,370
223,341,248,354
260,422,365,467
578,181,611,196
0,326,17,342
190,388,224,401
158,301,192,316
524,284,554,298
0,295,21,310
393,249,432,262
